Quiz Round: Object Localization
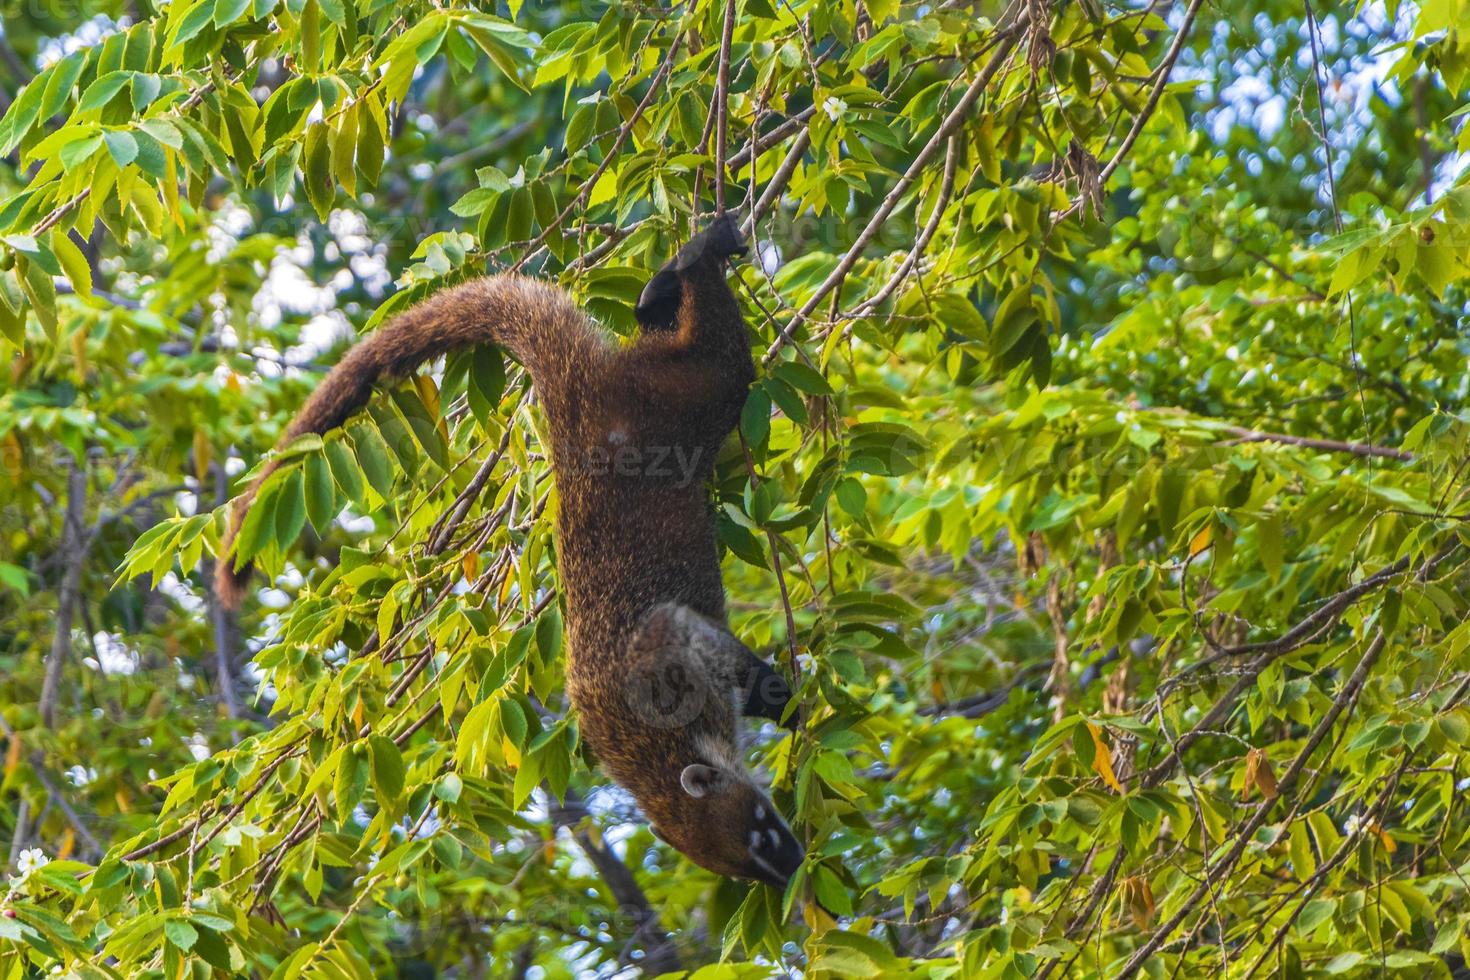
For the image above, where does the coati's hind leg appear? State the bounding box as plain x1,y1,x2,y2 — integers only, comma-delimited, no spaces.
626,603,796,732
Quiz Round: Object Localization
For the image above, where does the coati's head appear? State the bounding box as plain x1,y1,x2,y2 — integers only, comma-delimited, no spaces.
650,750,804,889
635,213,748,332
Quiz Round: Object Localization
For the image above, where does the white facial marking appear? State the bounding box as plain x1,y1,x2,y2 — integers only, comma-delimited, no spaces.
749,831,761,848
768,828,781,850
608,428,628,445
755,805,765,820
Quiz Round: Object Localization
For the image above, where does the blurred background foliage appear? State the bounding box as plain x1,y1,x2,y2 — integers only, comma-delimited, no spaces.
4,0,1470,975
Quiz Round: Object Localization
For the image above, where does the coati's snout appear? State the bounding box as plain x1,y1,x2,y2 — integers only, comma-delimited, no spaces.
635,213,748,331
653,760,803,889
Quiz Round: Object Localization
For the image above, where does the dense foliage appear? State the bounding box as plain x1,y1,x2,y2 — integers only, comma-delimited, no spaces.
3,0,1470,974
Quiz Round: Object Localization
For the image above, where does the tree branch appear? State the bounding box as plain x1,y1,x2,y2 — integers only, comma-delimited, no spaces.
1097,0,1206,186
763,18,1025,363
206,464,241,720
553,790,681,975
727,107,817,173
714,0,737,214
39,460,87,731
1213,424,1412,460
1116,629,1389,979
513,33,685,273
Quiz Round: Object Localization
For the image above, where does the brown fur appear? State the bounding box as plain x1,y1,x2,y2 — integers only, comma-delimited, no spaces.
216,275,596,608
219,217,802,886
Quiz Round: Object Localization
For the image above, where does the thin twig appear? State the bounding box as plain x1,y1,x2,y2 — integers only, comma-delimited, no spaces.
1302,0,1372,474
727,107,817,172
1097,0,1206,185
512,33,685,273
763,18,1026,364
1116,629,1389,978
744,128,811,234
714,0,738,215
847,132,962,321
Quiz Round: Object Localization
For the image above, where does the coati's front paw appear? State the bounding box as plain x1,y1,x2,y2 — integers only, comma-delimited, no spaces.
742,659,799,730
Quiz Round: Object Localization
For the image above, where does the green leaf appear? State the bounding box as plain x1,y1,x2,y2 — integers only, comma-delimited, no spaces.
835,477,866,518
78,71,133,113
334,745,368,821
741,386,772,450
273,466,307,550
350,422,396,499
58,133,102,169
173,1,217,44
812,865,854,916
324,437,366,504
764,376,808,424
773,360,833,395
500,698,528,749
213,0,249,23
40,53,87,120
304,120,333,220
132,130,167,179
466,343,506,428
317,0,346,26
234,476,281,566
0,561,31,596
368,735,405,803
50,230,91,298
103,129,139,167
450,187,499,218
163,919,198,952
0,76,46,155
991,293,1037,357
356,103,384,185
434,772,463,804
304,452,336,533
130,73,161,113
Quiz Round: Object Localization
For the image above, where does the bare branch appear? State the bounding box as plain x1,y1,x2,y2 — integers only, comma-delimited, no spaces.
1097,0,1206,186
714,0,738,214
763,18,1026,364
39,460,87,731
553,789,681,975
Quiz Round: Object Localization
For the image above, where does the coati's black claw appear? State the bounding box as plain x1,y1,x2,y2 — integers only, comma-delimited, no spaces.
743,659,796,729
678,212,747,268
636,214,749,331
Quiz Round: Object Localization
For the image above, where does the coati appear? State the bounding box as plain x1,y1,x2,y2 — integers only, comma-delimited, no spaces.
218,214,805,889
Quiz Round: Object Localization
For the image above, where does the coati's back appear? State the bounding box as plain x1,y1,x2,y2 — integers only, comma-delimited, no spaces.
217,214,802,889
540,250,754,755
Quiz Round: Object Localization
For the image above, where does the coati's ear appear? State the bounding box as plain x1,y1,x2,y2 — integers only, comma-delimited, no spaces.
680,763,728,798
648,823,668,844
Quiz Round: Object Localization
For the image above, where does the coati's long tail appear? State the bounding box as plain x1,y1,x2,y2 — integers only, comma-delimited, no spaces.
216,274,594,610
